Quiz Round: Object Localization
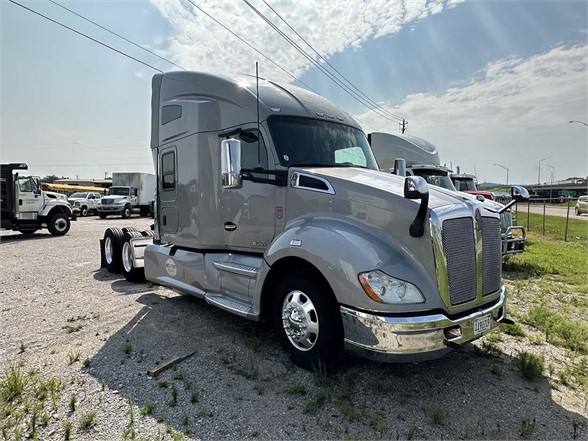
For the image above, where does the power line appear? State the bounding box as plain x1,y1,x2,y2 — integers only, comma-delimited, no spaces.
242,0,403,124
184,0,316,93
48,0,186,71
260,0,405,123
8,0,163,73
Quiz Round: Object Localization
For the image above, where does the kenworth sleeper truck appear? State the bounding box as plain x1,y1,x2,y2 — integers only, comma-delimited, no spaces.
102,71,520,369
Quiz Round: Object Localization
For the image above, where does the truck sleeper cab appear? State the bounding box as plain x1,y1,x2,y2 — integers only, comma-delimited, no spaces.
127,71,511,369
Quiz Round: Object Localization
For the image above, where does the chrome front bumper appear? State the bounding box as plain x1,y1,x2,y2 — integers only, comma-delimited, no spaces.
502,226,526,255
341,287,506,362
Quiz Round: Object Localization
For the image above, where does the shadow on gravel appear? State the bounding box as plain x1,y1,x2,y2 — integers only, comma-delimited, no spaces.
0,232,59,244
86,283,588,440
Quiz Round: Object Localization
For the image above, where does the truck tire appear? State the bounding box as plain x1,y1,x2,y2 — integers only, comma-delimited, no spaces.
20,229,38,235
121,205,132,219
103,228,124,272
98,212,108,219
48,213,70,236
139,207,150,217
122,227,138,234
121,231,145,283
141,229,154,237
273,271,343,370
80,206,88,217
576,207,580,216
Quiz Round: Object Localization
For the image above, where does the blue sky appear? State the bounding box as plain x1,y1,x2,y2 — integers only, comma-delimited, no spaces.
1,0,587,184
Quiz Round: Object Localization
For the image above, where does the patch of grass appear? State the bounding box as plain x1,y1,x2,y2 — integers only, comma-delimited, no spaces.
427,404,447,426
245,336,261,351
514,352,544,380
476,341,502,357
190,390,199,403
122,341,133,355
82,357,91,367
0,364,26,402
158,380,169,389
64,419,73,440
520,417,535,438
63,324,84,333
303,388,329,414
128,394,135,424
232,358,259,380
196,406,213,418
69,394,77,412
79,411,97,429
169,385,178,407
502,322,526,337
367,411,387,432
253,385,264,395
484,332,503,343
18,342,27,353
558,357,588,392
311,361,329,387
286,383,307,396
526,306,588,354
140,402,156,415
491,364,503,378
67,351,81,365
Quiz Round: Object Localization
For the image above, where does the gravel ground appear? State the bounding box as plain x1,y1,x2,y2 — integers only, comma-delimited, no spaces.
1,216,587,440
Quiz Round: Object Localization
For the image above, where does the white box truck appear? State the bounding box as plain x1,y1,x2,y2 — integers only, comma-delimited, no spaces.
97,172,155,219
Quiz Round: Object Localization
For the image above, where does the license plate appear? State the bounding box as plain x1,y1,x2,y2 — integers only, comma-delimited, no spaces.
474,314,491,335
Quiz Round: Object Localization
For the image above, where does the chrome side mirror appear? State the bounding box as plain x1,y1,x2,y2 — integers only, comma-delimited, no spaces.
221,139,242,189
404,175,429,199
404,176,429,238
394,158,406,177
511,185,529,201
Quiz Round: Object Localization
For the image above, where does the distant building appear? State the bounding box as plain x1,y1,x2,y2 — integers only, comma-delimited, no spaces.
53,178,112,189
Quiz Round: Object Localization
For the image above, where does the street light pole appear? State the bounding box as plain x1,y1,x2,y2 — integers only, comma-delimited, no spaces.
493,163,509,185
546,165,555,203
569,120,588,127
538,157,549,185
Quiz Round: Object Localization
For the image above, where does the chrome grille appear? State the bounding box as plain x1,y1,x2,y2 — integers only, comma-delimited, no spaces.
442,218,477,305
101,199,113,205
499,211,512,234
481,217,502,296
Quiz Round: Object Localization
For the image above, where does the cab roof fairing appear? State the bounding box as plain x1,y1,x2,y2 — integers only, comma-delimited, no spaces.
151,71,362,146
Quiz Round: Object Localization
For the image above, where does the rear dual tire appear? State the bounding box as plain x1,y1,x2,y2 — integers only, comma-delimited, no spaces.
121,231,145,282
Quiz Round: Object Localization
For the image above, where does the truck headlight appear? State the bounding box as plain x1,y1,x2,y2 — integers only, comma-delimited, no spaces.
358,270,425,304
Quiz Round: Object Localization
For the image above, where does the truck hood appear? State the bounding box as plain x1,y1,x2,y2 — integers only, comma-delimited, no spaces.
101,195,129,202
300,167,463,209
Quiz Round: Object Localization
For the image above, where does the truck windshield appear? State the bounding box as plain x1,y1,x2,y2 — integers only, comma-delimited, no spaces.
108,187,130,196
413,172,456,191
269,116,378,170
454,179,477,191
70,192,88,198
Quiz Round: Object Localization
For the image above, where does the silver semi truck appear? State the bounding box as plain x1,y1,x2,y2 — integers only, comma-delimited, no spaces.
103,71,519,369
369,132,527,257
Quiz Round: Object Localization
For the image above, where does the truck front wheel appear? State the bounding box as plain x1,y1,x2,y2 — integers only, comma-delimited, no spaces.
121,205,132,219
80,206,88,217
273,271,343,370
48,213,70,236
98,212,108,219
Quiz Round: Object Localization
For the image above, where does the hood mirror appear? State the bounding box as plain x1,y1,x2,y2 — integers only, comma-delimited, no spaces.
404,176,429,238
393,158,406,177
511,185,529,201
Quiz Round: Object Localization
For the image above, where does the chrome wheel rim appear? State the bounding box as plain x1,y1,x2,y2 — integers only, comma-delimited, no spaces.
282,290,319,351
104,237,113,264
122,241,133,272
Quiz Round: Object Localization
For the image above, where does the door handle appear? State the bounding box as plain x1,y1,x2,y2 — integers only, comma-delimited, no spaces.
163,215,167,226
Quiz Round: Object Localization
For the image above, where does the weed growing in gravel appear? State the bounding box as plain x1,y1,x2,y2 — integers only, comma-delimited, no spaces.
515,352,544,380
122,341,133,356
286,383,307,396
190,390,199,403
197,406,213,418
69,394,77,412
367,411,387,432
558,357,588,392
67,351,81,365
0,364,26,402
63,324,84,333
526,306,588,354
476,341,501,357
183,411,189,425
232,358,259,380
520,417,535,438
79,411,97,429
501,322,526,337
122,427,137,440
253,385,264,395
245,336,261,351
484,332,503,343
303,388,329,414
18,342,27,353
128,394,135,424
312,361,329,387
140,402,156,415
169,385,178,407
82,357,91,367
158,380,169,388
64,419,72,440
427,404,448,426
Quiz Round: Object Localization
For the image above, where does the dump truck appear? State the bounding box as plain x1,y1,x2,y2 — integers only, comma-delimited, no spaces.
1,163,75,235
101,71,522,369
97,172,155,219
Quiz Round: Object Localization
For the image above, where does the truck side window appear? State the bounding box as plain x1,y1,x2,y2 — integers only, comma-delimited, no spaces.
162,151,176,190
18,178,32,192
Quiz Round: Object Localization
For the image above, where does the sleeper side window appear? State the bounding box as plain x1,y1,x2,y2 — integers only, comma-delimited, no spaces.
161,151,176,191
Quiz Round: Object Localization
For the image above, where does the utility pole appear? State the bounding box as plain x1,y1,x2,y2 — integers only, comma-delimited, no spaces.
399,119,408,134
538,157,549,185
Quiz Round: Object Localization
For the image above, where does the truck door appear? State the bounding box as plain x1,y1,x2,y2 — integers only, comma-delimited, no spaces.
221,129,276,252
17,177,44,215
158,146,179,236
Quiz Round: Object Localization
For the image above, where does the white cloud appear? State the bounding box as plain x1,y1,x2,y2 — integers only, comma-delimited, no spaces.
355,44,588,183
150,0,461,81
